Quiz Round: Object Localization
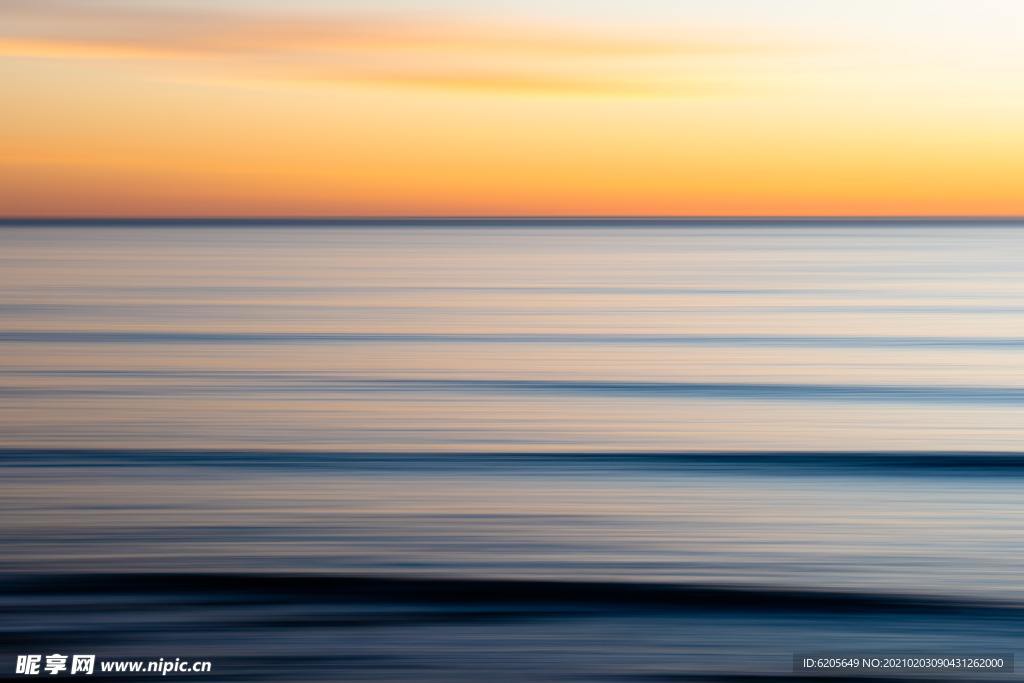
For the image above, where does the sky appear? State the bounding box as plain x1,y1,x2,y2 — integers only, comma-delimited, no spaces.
1,0,1023,217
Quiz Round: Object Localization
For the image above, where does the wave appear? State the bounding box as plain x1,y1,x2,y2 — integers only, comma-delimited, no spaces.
5,449,1024,476
6,573,1007,683
386,379,1024,404
5,330,1024,348
7,573,1017,618
5,373,1024,404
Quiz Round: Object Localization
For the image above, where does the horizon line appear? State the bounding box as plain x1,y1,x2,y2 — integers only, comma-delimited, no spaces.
3,215,1024,226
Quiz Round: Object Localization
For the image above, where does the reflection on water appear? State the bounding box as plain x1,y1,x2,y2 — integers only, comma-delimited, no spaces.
2,220,1023,681
3,223,1024,452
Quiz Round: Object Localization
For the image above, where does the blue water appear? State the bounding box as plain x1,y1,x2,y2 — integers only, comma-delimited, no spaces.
2,220,1023,681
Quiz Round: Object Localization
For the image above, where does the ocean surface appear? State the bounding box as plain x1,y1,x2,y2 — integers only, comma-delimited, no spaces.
1,219,1023,681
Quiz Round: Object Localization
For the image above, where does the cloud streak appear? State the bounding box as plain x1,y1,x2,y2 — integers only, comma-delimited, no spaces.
0,0,781,95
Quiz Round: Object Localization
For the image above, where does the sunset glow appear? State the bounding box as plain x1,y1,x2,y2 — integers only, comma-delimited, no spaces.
3,0,1023,216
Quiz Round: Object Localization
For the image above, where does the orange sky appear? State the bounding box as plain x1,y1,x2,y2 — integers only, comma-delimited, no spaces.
2,0,1023,216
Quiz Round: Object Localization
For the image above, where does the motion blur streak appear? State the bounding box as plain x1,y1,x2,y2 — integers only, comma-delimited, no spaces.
2,219,1023,681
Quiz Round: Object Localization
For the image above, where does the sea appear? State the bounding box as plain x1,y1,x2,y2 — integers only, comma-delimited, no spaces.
1,218,1022,681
